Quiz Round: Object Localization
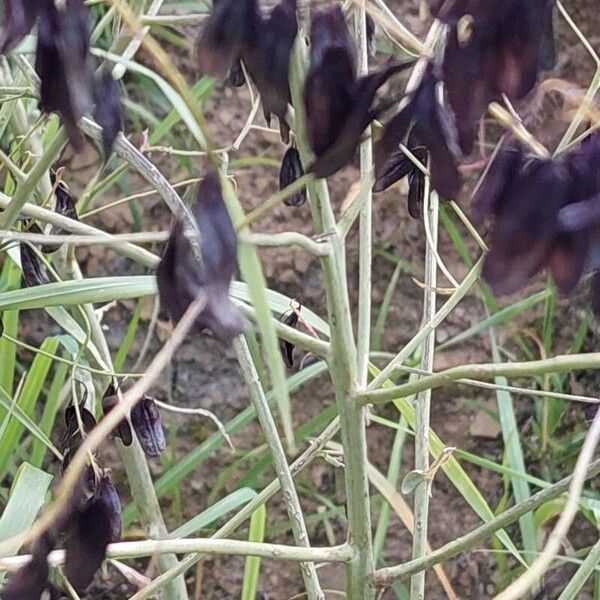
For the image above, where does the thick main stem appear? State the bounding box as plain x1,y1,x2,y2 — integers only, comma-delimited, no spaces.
290,37,374,598
410,189,438,599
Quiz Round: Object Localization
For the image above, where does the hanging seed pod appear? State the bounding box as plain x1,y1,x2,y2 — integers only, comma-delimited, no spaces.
279,309,299,368
93,67,123,158
64,489,113,593
35,0,95,149
60,404,97,472
20,244,50,287
156,172,246,341
101,384,133,447
279,147,307,207
1,532,58,600
95,473,123,543
130,395,166,457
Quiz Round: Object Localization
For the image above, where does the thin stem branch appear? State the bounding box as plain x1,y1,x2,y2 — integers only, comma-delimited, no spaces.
0,194,158,267
359,352,600,406
241,232,331,256
235,302,330,359
355,3,373,388
372,458,600,587
233,336,324,600
290,32,374,600
0,539,352,572
410,188,438,599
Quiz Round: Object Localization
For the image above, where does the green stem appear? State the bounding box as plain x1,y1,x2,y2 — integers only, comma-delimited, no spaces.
290,34,374,600
359,352,600,406
355,5,373,387
372,458,600,586
410,189,438,600
0,540,352,571
233,337,324,600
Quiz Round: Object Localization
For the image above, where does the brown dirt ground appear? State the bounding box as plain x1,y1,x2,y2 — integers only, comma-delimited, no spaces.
20,1,600,598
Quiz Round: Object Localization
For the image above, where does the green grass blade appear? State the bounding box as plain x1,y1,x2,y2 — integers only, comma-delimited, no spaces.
0,257,21,395
169,488,258,539
31,360,69,468
0,337,59,478
0,462,53,567
241,504,266,600
0,463,52,542
489,326,537,564
438,289,551,351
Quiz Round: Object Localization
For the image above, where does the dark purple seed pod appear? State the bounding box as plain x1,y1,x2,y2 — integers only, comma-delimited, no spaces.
35,0,95,149
242,0,298,142
0,0,44,54
131,395,166,457
305,5,411,178
194,0,260,78
279,310,299,368
64,489,113,593
156,172,246,342
102,385,133,447
376,67,462,200
93,67,123,159
95,474,122,543
60,404,97,472
20,244,50,287
1,532,55,600
279,147,307,207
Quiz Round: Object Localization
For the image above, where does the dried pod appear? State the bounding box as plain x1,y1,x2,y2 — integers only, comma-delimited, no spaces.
60,404,97,471
102,384,133,447
156,172,246,341
243,0,298,142
131,395,166,457
20,244,50,287
1,534,57,600
0,0,44,54
31,178,80,253
93,67,123,158
305,5,410,178
279,147,306,207
95,474,123,543
373,145,428,219
35,0,95,149
279,310,299,368
64,487,113,592
376,67,462,200
194,0,260,78
435,0,557,155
